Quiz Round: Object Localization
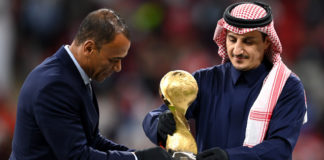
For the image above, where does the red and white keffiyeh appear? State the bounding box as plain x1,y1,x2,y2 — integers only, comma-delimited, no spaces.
213,2,307,147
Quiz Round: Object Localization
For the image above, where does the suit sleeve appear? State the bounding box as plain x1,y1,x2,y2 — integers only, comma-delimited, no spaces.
33,81,135,160
93,131,134,152
142,104,169,145
225,75,307,160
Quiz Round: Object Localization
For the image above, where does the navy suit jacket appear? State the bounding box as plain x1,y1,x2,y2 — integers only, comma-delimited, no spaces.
10,46,135,160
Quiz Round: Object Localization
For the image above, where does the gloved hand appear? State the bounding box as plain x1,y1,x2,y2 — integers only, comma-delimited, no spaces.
135,147,172,160
157,110,176,145
196,147,229,160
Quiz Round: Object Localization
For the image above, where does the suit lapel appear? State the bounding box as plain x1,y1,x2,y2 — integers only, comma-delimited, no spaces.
82,83,99,137
55,46,99,137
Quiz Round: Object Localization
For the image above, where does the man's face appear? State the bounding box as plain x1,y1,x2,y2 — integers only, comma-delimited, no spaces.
226,31,270,71
87,33,131,82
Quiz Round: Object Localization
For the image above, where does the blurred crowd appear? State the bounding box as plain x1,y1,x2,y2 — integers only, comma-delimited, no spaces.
0,0,324,159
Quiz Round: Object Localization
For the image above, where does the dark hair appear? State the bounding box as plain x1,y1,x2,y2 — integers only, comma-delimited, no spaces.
74,8,130,50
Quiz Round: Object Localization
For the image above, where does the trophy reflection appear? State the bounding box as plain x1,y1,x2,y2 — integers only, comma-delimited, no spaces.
160,70,198,160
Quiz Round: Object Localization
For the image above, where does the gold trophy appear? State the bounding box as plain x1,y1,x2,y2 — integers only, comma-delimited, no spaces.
159,70,198,160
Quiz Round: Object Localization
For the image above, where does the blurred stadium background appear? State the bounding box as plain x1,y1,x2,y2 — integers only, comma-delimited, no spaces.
0,0,323,159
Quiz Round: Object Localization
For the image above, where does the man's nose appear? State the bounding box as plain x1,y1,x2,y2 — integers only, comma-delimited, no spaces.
233,42,244,55
114,61,122,72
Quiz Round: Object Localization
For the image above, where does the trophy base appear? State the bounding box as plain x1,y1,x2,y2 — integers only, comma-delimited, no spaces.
172,152,196,160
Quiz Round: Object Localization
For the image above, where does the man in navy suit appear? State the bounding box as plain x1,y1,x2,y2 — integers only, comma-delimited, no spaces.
10,8,171,160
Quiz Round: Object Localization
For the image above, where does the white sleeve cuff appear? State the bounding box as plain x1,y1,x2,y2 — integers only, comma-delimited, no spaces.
131,152,138,160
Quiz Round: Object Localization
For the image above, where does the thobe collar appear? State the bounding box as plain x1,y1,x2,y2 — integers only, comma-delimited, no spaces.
230,62,267,86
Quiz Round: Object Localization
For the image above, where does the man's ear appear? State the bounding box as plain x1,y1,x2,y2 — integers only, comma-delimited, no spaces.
263,36,271,52
83,40,96,55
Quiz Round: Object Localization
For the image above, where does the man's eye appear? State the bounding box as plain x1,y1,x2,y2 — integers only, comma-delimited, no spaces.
244,41,253,45
228,38,236,43
110,59,119,63
243,38,255,44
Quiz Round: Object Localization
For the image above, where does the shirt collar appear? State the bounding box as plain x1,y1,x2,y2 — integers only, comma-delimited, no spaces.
230,62,267,86
64,45,91,85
